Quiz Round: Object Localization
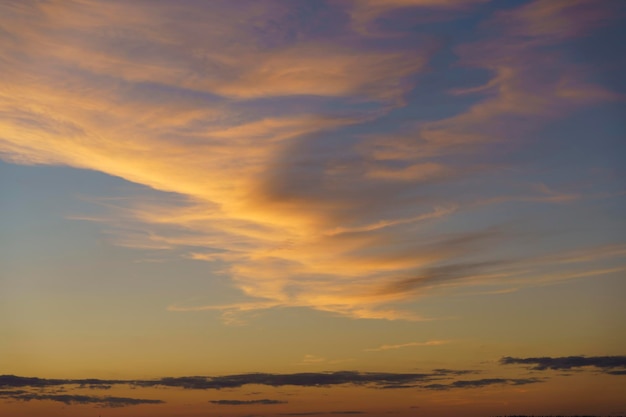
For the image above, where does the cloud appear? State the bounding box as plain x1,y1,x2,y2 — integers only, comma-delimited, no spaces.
378,259,513,297
0,370,476,392
0,0,623,323
500,356,626,374
144,371,439,389
0,368,549,398
0,390,163,408
210,399,287,405
211,44,428,102
347,0,488,35
423,378,542,390
0,375,120,389
364,340,450,352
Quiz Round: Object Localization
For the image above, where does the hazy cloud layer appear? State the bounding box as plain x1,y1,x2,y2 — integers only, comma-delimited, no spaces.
500,356,626,375
0,0,623,321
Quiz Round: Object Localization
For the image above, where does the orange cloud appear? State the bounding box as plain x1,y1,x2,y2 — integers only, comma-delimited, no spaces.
1,0,622,323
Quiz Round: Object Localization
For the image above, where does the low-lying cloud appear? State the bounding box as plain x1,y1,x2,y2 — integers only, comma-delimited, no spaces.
0,390,163,408
423,378,542,390
0,370,476,392
210,398,287,405
500,355,626,375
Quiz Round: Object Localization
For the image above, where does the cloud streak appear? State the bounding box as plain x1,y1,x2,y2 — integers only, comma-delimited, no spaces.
500,356,626,375
364,340,450,352
0,390,164,408
210,399,287,405
422,378,542,390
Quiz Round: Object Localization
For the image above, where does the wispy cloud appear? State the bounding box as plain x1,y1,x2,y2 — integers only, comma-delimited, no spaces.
364,340,450,352
0,0,622,323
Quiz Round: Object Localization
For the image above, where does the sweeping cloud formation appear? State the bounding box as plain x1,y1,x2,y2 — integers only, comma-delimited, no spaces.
1,0,624,325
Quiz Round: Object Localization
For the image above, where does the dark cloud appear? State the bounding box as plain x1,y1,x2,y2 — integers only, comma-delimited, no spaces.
0,375,66,388
138,371,446,389
432,369,478,376
381,259,512,296
0,390,163,408
2,372,453,391
0,375,121,389
211,399,287,405
0,390,28,396
500,356,626,374
606,370,626,375
423,378,542,390
0,368,527,399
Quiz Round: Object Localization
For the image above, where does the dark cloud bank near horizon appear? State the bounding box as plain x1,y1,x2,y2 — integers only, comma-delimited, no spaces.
0,370,478,391
1,356,624,407
0,390,163,408
501,355,626,375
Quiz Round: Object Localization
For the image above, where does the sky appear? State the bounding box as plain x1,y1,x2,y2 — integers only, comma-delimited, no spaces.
0,0,625,416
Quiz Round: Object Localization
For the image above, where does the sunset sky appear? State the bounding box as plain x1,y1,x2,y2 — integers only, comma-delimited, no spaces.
1,1,625,416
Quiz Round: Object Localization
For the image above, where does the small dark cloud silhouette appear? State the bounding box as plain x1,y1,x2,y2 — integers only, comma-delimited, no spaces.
211,398,287,405
500,355,626,374
606,370,626,375
423,378,542,390
0,390,163,408
432,369,478,376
